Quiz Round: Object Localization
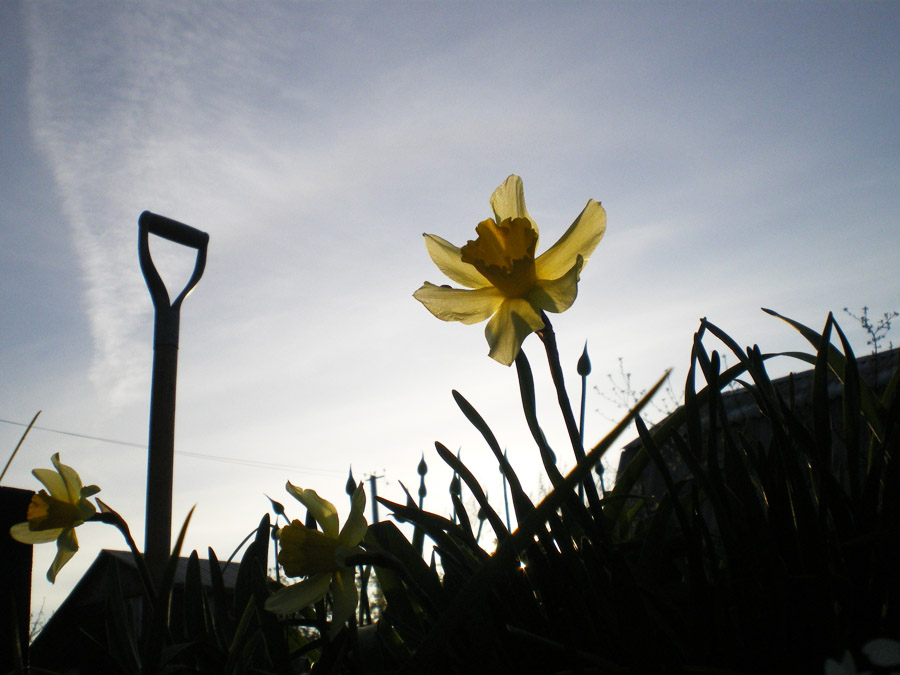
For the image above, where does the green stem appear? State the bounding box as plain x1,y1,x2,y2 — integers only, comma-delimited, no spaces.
536,314,604,517
93,508,159,614
226,526,264,566
579,370,587,501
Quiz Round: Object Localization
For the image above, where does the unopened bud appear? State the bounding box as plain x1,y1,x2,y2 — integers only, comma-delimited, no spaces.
345,467,356,496
577,342,591,377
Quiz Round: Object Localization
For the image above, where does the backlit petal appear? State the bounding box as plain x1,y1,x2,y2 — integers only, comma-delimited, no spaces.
9,521,63,544
286,483,339,539
338,484,368,547
52,453,83,504
424,234,490,289
413,283,503,325
349,482,366,516
329,569,359,637
535,199,606,280
264,573,331,614
81,484,101,499
338,509,367,548
528,256,582,313
484,298,545,366
32,468,67,501
489,175,537,234
47,529,78,583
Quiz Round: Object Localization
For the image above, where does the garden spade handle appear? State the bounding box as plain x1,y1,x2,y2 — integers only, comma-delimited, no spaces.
138,211,209,587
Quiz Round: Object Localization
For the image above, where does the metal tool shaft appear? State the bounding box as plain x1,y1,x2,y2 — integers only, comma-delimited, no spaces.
144,343,179,587
138,211,208,589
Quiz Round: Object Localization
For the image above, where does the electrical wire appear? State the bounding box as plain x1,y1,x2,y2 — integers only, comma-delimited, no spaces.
0,417,344,476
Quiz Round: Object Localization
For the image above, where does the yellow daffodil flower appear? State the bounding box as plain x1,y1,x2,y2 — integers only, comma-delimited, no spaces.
9,453,100,582
265,482,367,637
414,175,606,365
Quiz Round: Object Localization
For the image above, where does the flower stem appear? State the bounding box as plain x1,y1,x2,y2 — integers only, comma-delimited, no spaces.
579,369,587,501
536,314,604,517
93,507,159,614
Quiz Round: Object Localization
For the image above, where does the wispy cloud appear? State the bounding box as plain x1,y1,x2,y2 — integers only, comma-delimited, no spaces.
20,0,899,443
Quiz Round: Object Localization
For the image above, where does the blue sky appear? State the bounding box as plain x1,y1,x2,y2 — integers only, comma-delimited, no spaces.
2,1,898,618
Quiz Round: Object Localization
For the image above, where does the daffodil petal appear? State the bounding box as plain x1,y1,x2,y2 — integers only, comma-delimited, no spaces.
535,199,606,280
413,283,503,325
338,509,368,548
81,484,101,499
350,482,365,516
47,546,76,583
57,527,78,552
9,521,63,544
329,568,359,637
489,175,536,234
32,469,68,501
338,484,367,547
47,529,78,583
424,234,491,289
264,573,331,615
528,256,582,313
485,299,545,366
286,484,339,539
51,453,83,504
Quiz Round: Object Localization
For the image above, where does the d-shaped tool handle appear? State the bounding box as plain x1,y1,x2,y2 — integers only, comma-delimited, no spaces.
140,210,209,249
138,211,209,346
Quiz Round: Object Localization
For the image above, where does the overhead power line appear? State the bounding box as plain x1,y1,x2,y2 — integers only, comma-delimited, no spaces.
0,417,344,476
1,417,145,448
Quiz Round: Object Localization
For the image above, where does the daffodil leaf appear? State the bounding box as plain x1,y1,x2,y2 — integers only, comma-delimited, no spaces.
451,389,535,522
434,442,508,541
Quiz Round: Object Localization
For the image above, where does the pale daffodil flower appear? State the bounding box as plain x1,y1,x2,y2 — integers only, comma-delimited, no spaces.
9,453,100,582
265,482,367,637
414,175,606,365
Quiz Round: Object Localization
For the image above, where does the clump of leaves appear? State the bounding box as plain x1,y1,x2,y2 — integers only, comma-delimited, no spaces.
359,310,899,674
20,309,898,674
